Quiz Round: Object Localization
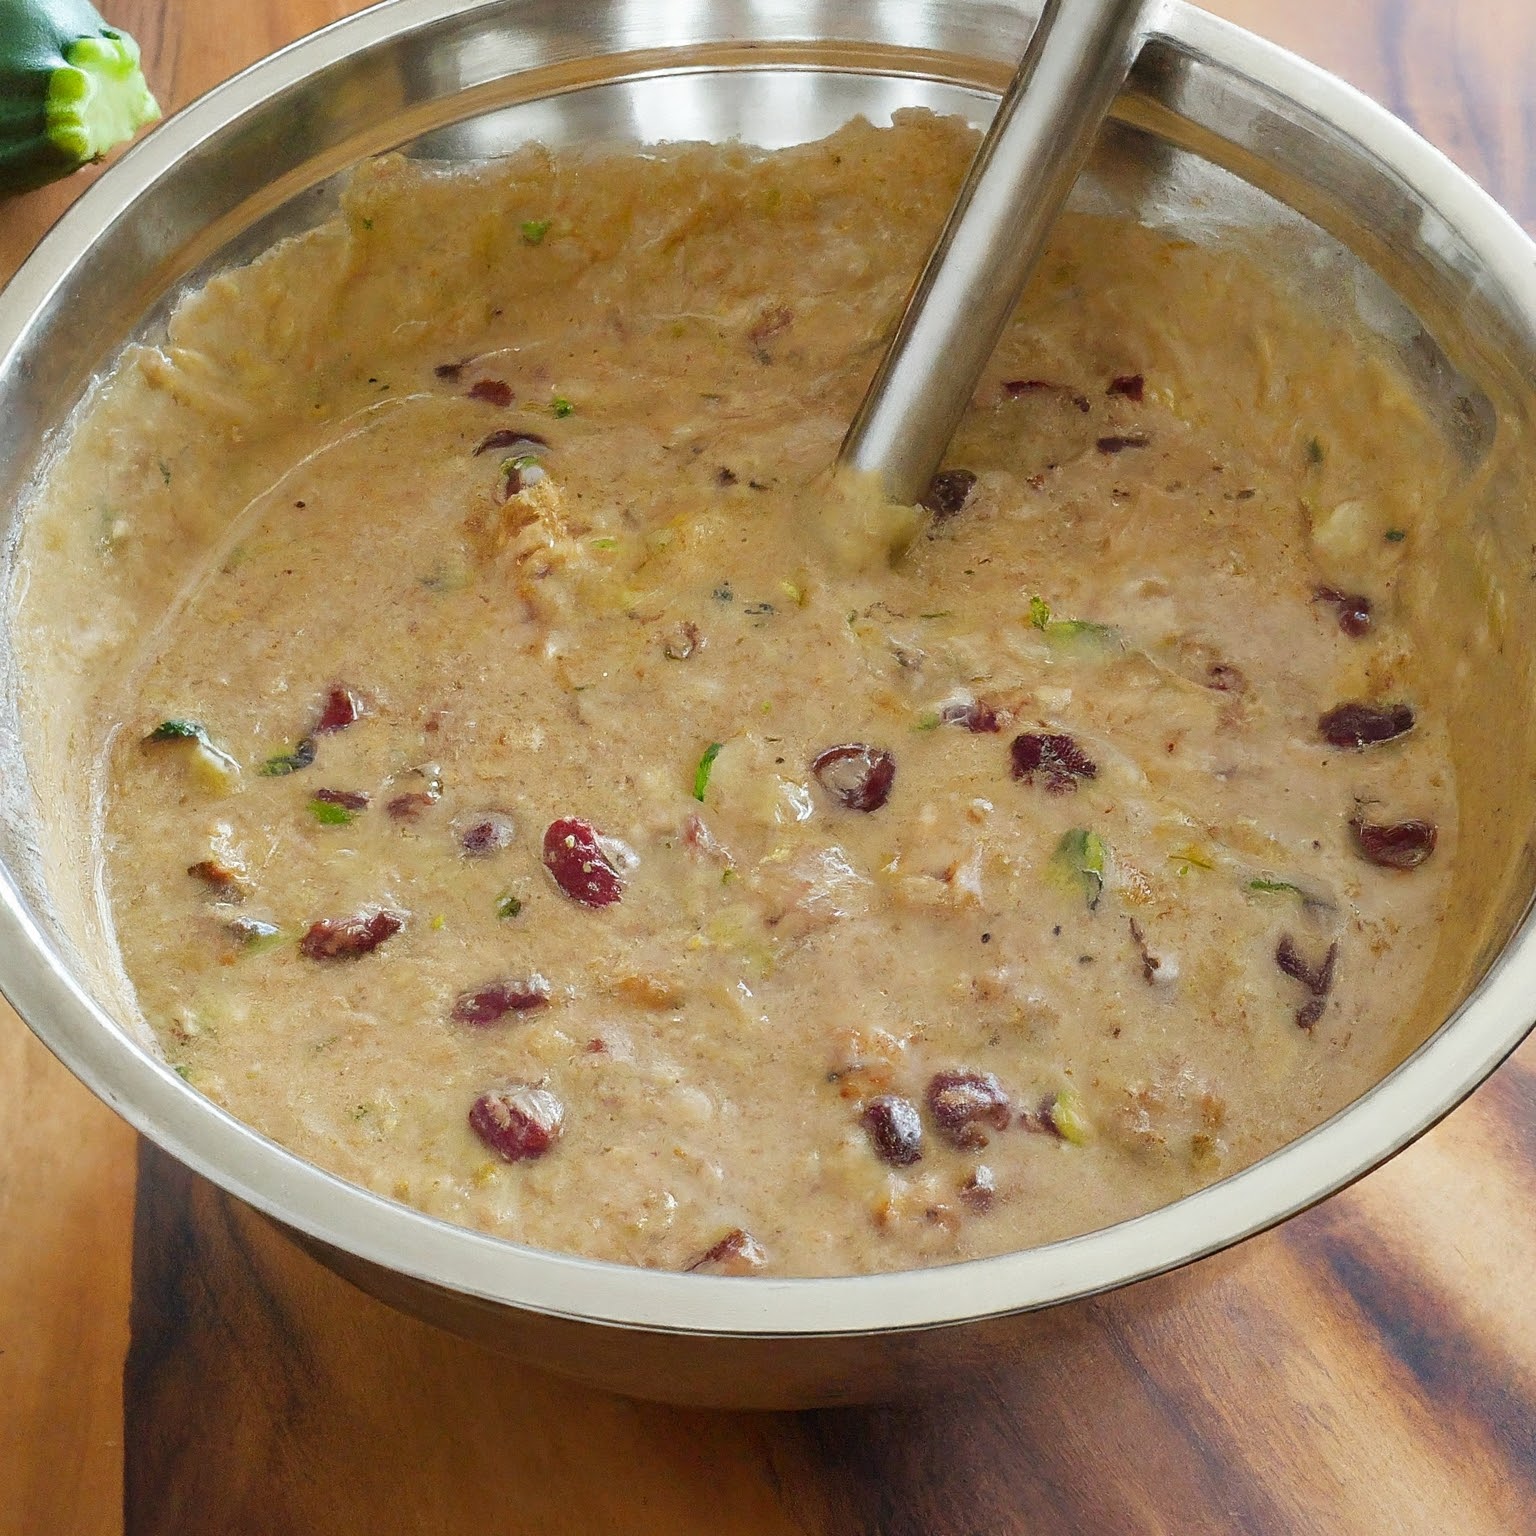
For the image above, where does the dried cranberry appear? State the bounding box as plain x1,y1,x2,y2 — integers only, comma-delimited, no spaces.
940,699,1000,733
1031,1093,1072,1139
1276,934,1337,995
1106,373,1145,401
387,791,437,822
920,469,977,518
456,811,515,857
686,1228,768,1275
313,788,370,811
1318,701,1414,749
451,976,551,1025
1275,934,1338,1030
1314,587,1373,637
315,685,365,734
543,817,626,907
926,1070,1011,1149
468,1083,564,1162
960,1166,997,1211
300,909,405,960
747,304,793,343
1003,379,1090,412
1096,433,1150,454
473,428,548,457
1350,814,1437,870
811,744,896,812
663,620,702,660
862,1095,922,1166
467,378,513,407
1009,732,1097,792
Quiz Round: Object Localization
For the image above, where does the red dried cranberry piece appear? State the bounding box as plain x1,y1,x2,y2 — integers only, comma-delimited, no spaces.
1350,814,1437,870
926,1070,1011,1149
451,976,551,1025
1003,379,1090,412
467,378,513,407
862,1095,922,1166
315,685,365,735
473,428,548,457
299,909,405,960
468,1083,564,1162
960,1165,997,1211
1010,732,1097,792
940,699,1000,733
1096,433,1150,454
747,304,794,343
1205,663,1246,693
1275,934,1338,1031
686,1228,768,1275
1318,701,1414,749
456,811,515,857
1030,1092,1073,1139
543,817,626,907
811,744,896,812
920,469,977,518
1275,934,1337,995
1314,587,1373,637
1106,373,1145,401
313,788,370,811
387,790,438,822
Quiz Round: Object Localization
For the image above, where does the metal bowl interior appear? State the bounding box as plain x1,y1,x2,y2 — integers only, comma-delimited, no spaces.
2,0,1535,1407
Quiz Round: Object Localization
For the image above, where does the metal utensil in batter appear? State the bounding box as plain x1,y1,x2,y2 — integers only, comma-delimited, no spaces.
840,0,1152,504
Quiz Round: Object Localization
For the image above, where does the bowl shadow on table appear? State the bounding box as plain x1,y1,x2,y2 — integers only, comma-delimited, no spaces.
126,1130,1536,1536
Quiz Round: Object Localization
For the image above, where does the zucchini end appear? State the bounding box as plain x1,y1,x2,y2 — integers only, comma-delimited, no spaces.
45,30,159,168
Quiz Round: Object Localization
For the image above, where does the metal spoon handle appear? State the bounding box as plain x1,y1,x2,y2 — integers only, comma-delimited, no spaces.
839,0,1151,505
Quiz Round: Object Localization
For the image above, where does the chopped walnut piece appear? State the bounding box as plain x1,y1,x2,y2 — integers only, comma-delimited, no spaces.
612,973,684,1009
686,1228,768,1275
920,469,977,518
186,859,247,902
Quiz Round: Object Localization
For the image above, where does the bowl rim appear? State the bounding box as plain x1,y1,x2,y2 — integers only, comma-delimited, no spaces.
4,0,1536,1338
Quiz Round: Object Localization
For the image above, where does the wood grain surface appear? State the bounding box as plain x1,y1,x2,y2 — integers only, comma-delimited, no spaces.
3,3,1534,1532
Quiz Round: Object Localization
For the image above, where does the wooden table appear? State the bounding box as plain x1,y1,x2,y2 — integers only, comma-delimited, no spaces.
3,4,1534,1530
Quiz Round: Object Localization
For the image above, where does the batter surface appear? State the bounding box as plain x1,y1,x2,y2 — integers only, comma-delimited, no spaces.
30,113,1456,1275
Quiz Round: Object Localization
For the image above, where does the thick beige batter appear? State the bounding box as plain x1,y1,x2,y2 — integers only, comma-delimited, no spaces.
22,113,1458,1275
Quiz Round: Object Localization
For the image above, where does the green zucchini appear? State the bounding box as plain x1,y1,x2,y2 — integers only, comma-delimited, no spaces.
1,0,159,196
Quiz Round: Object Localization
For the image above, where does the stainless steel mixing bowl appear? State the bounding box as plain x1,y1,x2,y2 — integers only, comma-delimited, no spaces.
3,0,1535,1409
